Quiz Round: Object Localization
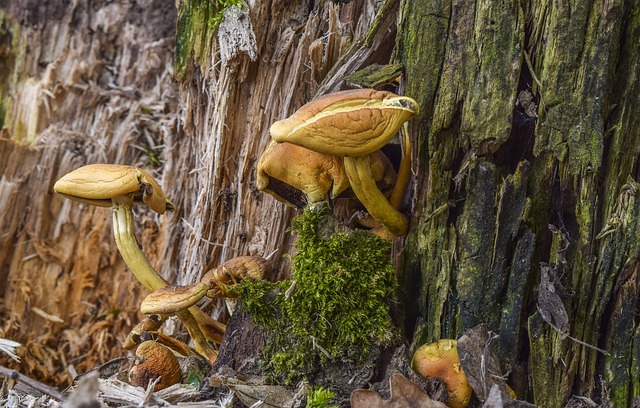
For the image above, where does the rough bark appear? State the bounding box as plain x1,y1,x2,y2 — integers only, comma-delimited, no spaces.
0,0,180,385
401,0,640,406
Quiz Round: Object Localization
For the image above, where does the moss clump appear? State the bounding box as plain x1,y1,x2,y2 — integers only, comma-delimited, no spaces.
306,386,338,408
234,207,397,383
174,0,243,79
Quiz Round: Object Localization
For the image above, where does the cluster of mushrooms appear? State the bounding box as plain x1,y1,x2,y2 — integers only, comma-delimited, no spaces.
257,88,419,237
53,89,475,406
54,164,270,390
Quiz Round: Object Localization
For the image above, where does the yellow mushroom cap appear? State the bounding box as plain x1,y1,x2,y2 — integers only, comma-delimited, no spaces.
202,256,271,298
54,164,172,214
411,339,472,408
270,89,419,157
129,341,181,391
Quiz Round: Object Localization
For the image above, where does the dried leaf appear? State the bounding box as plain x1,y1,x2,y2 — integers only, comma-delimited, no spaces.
351,373,448,408
458,325,537,408
537,264,570,339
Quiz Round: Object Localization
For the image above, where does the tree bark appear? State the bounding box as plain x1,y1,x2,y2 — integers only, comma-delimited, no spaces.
401,0,640,406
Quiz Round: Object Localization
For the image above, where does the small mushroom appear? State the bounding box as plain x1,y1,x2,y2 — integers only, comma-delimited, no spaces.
256,140,396,208
411,339,472,408
140,282,210,315
54,164,220,363
202,256,271,298
129,341,181,391
269,89,418,235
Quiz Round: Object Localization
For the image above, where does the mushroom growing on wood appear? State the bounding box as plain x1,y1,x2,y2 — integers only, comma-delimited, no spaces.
411,339,473,408
129,341,182,391
140,256,271,315
256,140,396,208
269,89,418,235
54,164,221,363
201,255,271,299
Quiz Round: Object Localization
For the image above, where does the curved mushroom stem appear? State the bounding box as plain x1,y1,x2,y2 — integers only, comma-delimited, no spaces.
111,197,220,363
390,122,412,209
112,197,170,291
344,155,409,236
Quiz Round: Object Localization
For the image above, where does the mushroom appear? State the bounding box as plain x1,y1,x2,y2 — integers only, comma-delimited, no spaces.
201,255,271,298
256,140,396,208
129,340,182,391
54,164,221,363
140,282,210,315
269,89,418,235
140,256,272,316
411,339,472,408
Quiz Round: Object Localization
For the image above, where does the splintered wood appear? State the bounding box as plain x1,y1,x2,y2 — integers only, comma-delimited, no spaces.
0,0,388,389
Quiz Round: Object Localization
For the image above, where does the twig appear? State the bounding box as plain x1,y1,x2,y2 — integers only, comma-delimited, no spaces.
0,365,67,402
541,317,610,356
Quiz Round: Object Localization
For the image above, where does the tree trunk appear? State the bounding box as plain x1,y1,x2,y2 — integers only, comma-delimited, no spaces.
1,0,639,406
401,0,640,406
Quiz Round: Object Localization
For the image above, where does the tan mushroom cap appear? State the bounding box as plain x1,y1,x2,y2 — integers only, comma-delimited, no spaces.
140,282,209,315
202,255,271,298
270,88,419,157
256,140,350,208
129,340,182,391
257,140,397,208
411,339,472,408
54,164,173,214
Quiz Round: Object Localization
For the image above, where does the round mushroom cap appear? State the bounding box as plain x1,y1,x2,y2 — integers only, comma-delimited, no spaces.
129,341,181,391
54,164,173,214
256,141,396,208
411,339,472,408
270,89,419,157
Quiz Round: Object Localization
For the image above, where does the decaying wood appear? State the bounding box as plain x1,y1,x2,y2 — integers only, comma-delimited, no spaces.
0,0,397,391
402,0,640,406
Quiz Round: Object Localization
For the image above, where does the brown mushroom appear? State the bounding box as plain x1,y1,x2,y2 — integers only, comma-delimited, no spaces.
140,282,210,315
269,89,418,235
54,164,221,363
201,255,271,298
256,140,396,208
129,341,181,391
411,339,472,408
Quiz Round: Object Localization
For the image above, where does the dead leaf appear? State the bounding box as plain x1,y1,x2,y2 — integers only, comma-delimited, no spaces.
351,372,448,408
537,264,570,339
458,325,537,408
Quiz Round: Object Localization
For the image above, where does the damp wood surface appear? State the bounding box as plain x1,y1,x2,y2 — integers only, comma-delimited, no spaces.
0,0,639,406
401,0,640,406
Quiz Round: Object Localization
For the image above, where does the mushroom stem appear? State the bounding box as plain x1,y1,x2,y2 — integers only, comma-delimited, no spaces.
390,122,412,210
112,197,169,291
111,197,219,363
344,155,409,236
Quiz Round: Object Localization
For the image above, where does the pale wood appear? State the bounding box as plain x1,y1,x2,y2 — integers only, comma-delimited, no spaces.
0,0,388,387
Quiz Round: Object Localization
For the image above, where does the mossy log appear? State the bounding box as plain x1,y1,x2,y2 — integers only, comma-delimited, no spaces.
401,0,640,406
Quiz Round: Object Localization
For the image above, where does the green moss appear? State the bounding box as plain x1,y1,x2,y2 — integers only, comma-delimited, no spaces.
174,0,243,79
234,207,397,384
306,386,338,408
